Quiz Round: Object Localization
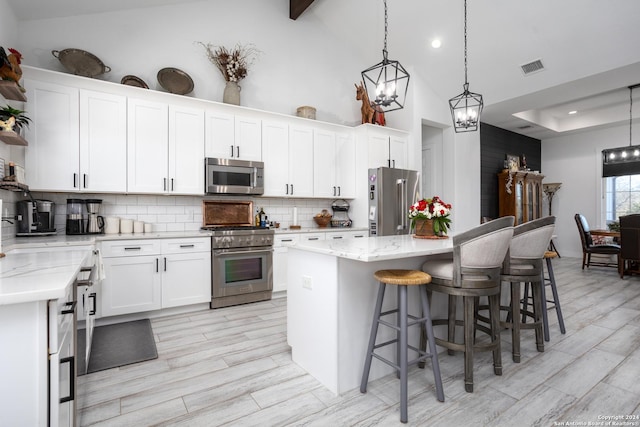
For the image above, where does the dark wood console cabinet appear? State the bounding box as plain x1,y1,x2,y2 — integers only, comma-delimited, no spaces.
498,170,544,225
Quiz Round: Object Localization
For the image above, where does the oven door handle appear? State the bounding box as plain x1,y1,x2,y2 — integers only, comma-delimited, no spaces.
213,248,273,255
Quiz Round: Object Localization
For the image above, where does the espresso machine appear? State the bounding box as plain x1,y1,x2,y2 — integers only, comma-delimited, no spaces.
66,198,85,235
85,199,104,234
16,200,57,236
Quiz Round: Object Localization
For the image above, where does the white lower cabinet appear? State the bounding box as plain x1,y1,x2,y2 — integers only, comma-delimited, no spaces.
161,239,211,308
273,234,299,293
273,231,364,293
100,237,211,317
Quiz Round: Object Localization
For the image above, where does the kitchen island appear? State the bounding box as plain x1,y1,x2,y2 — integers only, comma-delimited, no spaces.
287,234,453,395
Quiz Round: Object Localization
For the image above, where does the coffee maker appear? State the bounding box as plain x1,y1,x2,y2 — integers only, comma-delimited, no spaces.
16,200,57,236
85,199,104,234
66,199,85,235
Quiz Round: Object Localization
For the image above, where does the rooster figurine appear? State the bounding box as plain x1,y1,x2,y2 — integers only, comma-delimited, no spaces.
0,47,25,92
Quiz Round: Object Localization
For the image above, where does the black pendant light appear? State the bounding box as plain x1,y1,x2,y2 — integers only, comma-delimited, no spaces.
449,0,483,132
602,84,640,177
361,0,410,113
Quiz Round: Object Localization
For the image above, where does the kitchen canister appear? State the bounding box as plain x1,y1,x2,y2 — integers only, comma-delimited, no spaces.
144,223,153,233
105,217,120,234
120,219,133,234
133,221,144,233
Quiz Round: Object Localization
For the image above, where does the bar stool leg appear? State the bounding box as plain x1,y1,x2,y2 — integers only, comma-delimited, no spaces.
546,257,566,334
447,295,456,356
510,282,521,363
396,286,401,380
489,293,502,375
532,281,545,352
419,286,444,402
398,285,408,423
539,273,551,342
463,295,476,392
360,282,386,393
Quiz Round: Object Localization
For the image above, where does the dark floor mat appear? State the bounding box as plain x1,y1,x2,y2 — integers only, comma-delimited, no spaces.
78,319,157,376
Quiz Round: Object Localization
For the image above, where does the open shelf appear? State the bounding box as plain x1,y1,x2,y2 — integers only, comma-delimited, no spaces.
0,81,27,102
0,131,28,146
0,181,29,192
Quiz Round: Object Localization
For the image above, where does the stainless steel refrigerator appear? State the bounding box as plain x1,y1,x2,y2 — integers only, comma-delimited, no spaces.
367,167,420,236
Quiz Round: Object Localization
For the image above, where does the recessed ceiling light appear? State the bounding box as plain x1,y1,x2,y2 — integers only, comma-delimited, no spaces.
568,110,577,115
431,39,442,49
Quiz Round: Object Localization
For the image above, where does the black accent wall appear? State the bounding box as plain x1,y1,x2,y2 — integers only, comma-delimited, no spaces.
480,123,541,220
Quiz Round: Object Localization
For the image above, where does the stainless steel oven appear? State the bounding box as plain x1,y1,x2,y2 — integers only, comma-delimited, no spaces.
202,200,274,308
211,241,273,308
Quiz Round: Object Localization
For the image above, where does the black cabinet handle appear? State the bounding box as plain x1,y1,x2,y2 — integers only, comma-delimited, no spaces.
179,244,195,248
332,236,343,239
59,356,75,403
73,173,78,188
156,258,159,273
171,178,174,191
164,257,167,272
308,237,319,241
285,183,289,195
124,247,141,251
163,178,167,191
338,186,341,196
83,174,87,188
89,293,96,315
61,301,77,315
236,146,240,158
230,145,234,157
291,184,294,195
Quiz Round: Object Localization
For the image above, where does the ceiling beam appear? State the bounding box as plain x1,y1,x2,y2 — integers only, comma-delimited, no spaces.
290,0,315,20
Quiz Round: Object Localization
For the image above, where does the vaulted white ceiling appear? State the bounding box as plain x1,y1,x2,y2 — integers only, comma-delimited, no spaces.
7,0,640,140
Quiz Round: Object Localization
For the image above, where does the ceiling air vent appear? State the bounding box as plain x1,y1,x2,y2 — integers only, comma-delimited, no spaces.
521,59,545,75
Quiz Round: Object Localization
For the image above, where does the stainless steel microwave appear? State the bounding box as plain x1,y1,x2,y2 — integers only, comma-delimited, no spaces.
205,158,264,195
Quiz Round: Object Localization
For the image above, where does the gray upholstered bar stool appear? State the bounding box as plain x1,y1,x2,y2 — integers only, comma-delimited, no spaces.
421,216,515,393
522,250,566,341
500,216,555,362
360,269,444,424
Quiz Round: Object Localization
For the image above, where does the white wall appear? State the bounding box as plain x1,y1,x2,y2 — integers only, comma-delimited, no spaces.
542,123,628,257
0,0,17,45
16,0,366,127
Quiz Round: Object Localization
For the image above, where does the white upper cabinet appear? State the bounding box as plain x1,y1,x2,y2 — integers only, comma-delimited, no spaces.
313,129,337,198
262,121,314,197
262,120,289,196
205,110,261,161
360,125,409,170
287,125,314,197
24,80,80,191
80,89,127,192
389,134,408,170
127,98,169,193
128,100,204,195
314,130,355,199
169,105,205,194
335,131,356,198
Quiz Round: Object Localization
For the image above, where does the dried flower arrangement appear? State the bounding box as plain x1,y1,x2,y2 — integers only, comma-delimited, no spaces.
197,42,261,83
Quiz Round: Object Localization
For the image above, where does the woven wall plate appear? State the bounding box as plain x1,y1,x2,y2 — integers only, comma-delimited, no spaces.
121,75,149,89
157,67,194,95
52,49,111,78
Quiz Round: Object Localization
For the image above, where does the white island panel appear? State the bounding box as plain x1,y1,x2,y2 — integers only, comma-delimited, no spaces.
287,235,453,395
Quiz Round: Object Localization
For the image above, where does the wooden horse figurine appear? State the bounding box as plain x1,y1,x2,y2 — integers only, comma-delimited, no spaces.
355,82,385,126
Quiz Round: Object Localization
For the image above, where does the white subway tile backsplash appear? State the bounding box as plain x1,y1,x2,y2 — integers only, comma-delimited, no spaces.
4,192,341,239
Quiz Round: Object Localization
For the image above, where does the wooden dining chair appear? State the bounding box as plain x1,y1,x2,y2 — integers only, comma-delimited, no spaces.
574,213,621,273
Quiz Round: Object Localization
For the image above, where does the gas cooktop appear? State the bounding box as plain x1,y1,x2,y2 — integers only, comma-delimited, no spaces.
201,226,271,232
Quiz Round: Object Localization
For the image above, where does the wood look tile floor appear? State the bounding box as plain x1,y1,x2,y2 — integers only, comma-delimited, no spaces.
77,257,640,426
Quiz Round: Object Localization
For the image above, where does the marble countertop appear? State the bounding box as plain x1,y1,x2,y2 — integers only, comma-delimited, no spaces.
0,248,93,305
289,234,454,262
274,227,368,234
1,230,213,252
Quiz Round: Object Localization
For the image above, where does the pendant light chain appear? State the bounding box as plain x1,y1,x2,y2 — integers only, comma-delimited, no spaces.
630,86,633,147
383,0,388,57
464,0,468,85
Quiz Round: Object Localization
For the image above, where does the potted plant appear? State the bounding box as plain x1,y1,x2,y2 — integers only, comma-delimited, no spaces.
408,196,452,237
0,105,31,135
